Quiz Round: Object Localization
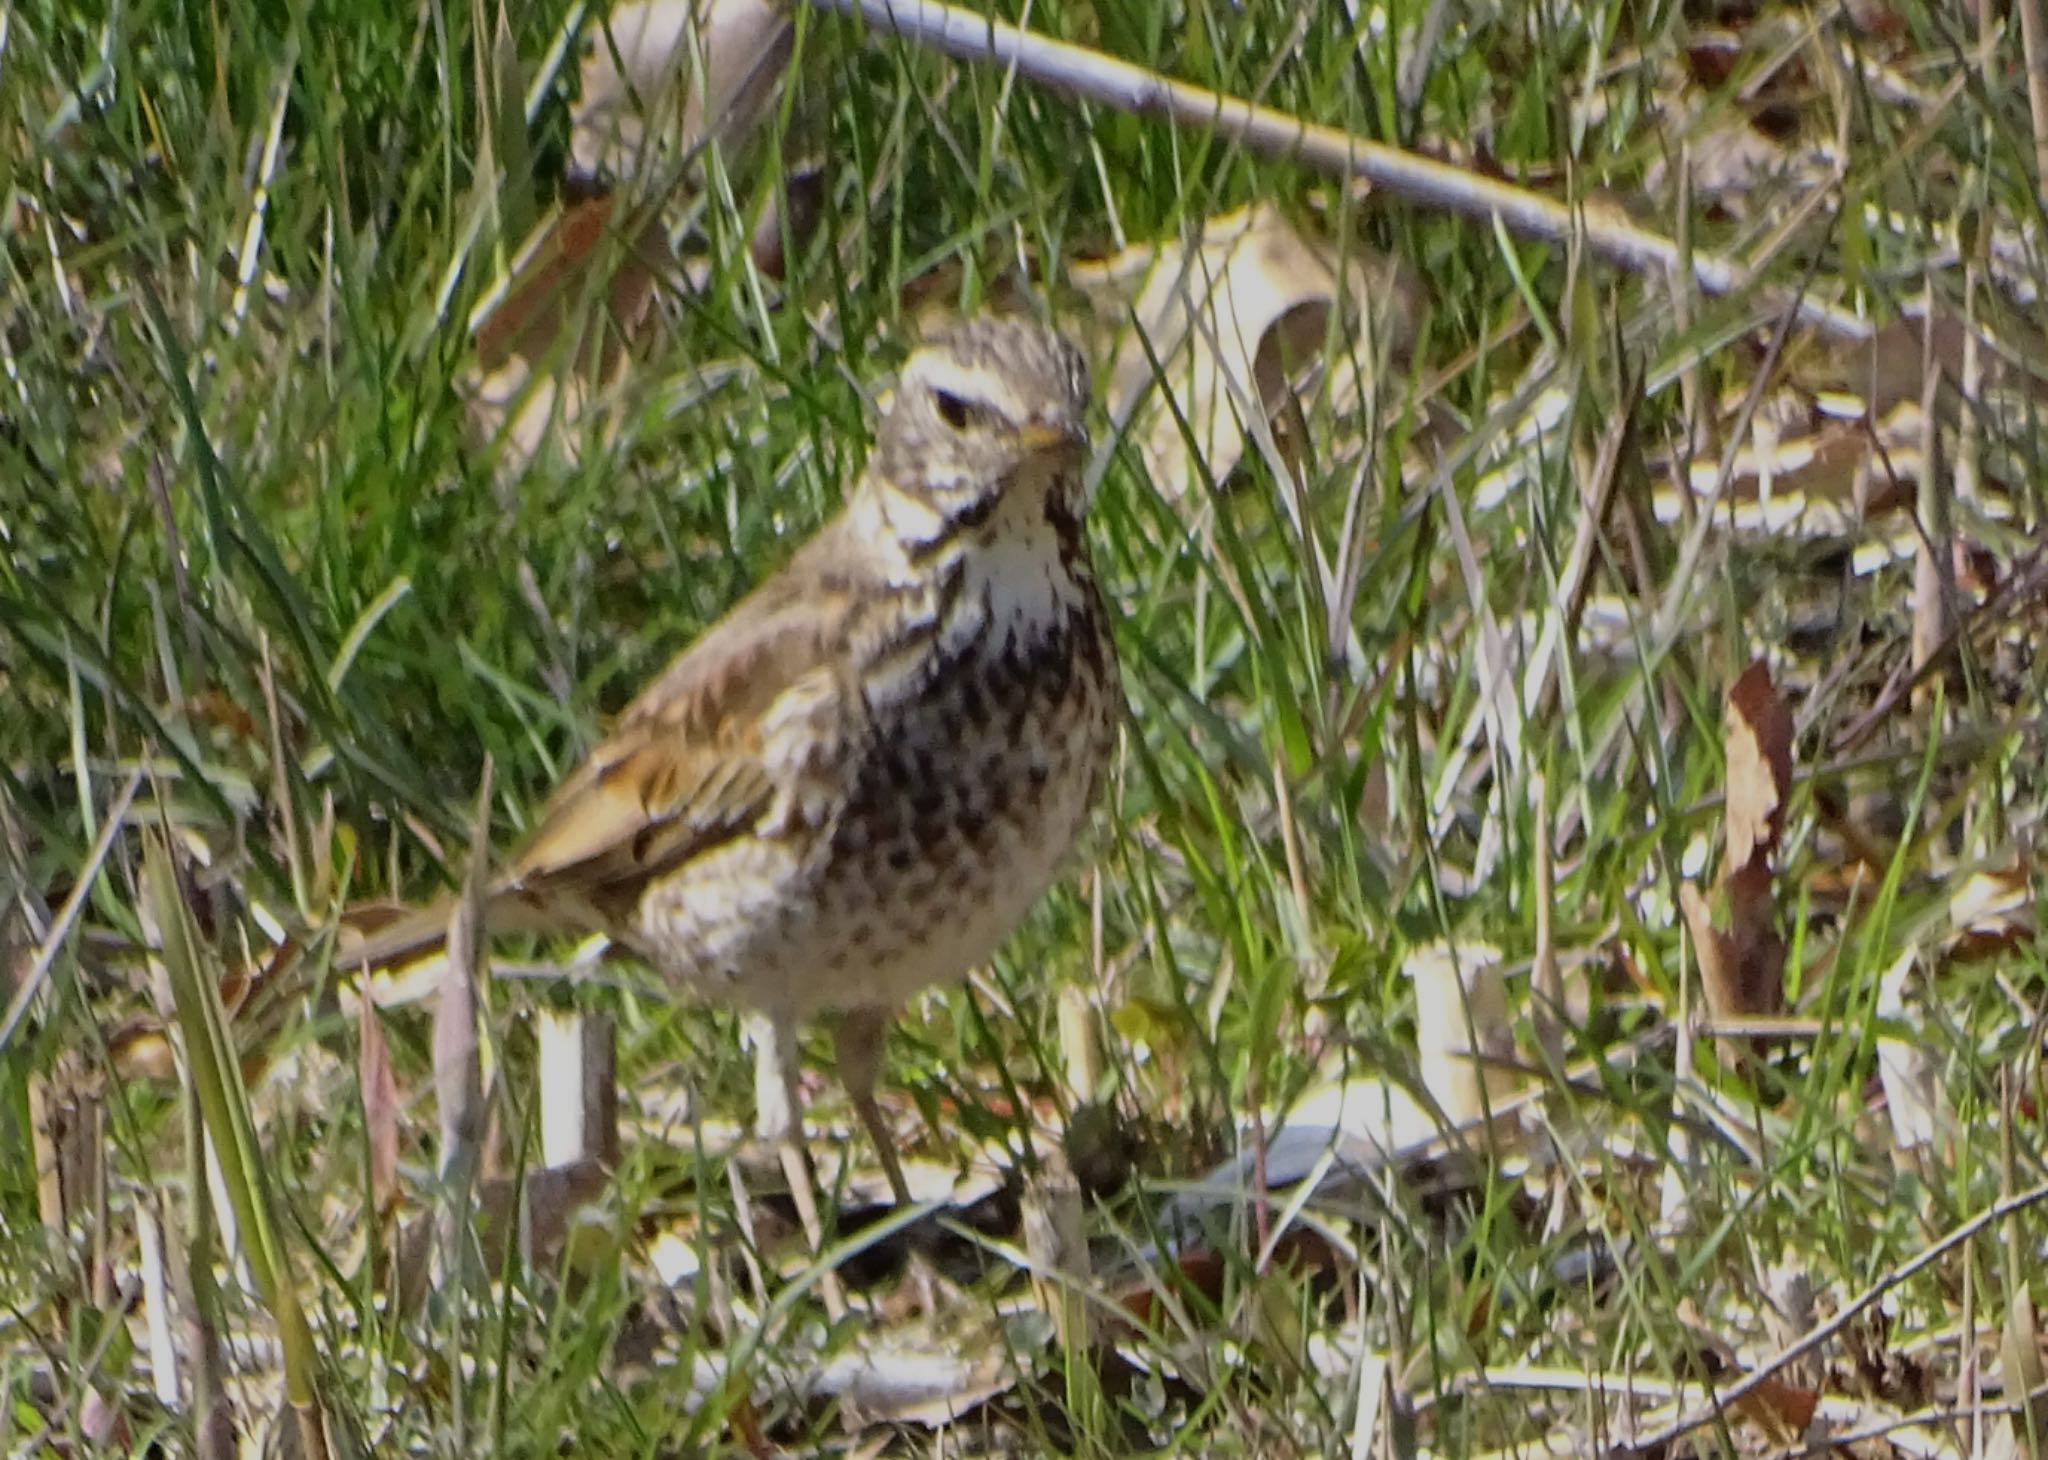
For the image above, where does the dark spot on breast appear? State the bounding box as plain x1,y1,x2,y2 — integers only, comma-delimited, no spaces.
868,806,903,845
1044,647,1072,699
951,491,1001,533
914,805,952,846
958,679,988,729
888,845,916,872
1080,616,1109,674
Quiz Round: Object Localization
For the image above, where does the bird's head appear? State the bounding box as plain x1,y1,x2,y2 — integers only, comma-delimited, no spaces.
868,317,1092,547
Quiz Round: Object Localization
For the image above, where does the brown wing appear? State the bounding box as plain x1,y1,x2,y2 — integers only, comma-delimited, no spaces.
509,525,863,915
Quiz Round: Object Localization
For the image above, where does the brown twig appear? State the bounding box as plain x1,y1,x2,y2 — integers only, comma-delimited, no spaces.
819,0,1873,342
1617,1177,2048,1456
2019,0,2048,205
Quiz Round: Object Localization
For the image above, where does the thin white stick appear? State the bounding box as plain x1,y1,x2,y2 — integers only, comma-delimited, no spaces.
822,0,1873,342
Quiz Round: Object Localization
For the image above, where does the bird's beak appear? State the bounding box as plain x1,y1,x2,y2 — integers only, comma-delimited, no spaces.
1016,420,1087,461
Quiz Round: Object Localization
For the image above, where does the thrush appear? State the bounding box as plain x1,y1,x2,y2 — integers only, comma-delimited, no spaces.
344,316,1120,1239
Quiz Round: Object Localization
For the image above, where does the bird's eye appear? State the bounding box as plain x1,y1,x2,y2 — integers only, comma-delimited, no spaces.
933,389,979,431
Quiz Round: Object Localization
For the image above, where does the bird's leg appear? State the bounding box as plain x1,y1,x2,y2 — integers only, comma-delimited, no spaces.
747,1010,846,1320
833,1005,913,1208
835,1005,951,1313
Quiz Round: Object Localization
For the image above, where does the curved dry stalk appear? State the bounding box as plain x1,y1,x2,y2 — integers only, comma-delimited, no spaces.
1618,1177,2048,1456
819,0,1873,343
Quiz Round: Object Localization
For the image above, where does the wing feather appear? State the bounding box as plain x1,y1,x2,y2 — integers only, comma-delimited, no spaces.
511,529,863,911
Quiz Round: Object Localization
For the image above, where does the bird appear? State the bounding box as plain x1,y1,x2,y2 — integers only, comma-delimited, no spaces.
341,315,1121,1249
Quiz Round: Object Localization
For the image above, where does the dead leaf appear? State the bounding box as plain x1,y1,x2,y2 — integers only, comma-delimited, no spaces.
1671,1317,1820,1442
473,195,667,376
359,1000,401,1219
1724,660,1793,877
1406,940,1520,1127
1115,1230,1345,1335
572,0,793,180
816,1334,1017,1429
1731,1375,1821,1442
1950,863,2036,959
464,194,674,464
2004,1286,2048,1451
1875,950,1945,1158
1684,861,1785,1028
1071,203,1421,498
466,0,804,468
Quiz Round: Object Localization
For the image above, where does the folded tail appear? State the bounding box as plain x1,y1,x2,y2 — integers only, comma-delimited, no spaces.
334,896,466,971
334,886,596,972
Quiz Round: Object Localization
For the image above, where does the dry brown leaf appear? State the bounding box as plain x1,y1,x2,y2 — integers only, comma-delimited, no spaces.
1724,858,1785,1016
572,0,793,180
473,196,667,375
1681,880,1733,1019
1730,1375,1821,1442
359,999,401,1220
1687,659,1802,1056
1071,203,1421,498
1671,1317,1820,1443
1724,660,1793,878
464,195,672,464
1684,861,1786,1027
467,0,801,467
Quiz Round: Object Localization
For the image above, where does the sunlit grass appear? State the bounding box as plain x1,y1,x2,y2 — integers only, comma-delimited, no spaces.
4,0,2047,1452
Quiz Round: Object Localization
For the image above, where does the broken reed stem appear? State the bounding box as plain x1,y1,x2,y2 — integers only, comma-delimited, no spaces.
820,0,1873,343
